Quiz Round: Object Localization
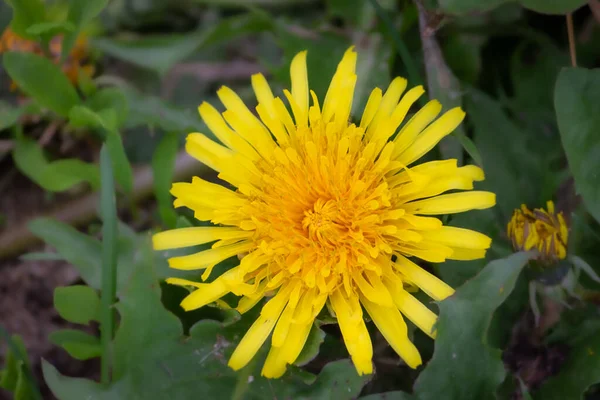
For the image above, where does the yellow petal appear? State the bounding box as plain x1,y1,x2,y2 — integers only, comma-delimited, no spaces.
251,73,276,116
395,255,454,301
386,281,437,339
361,295,422,368
420,226,492,250
397,107,466,165
168,241,254,270
228,286,292,370
261,345,287,379
167,277,229,311
359,88,382,129
153,227,252,250
403,191,496,215
290,50,309,126
197,102,259,160
392,99,442,157
447,247,488,260
330,289,373,375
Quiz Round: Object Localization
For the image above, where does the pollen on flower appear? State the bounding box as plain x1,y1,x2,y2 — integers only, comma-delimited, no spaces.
507,201,568,262
153,47,497,379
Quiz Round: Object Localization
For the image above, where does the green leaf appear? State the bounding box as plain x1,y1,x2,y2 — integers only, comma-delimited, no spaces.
92,12,271,75
105,129,134,194
62,0,108,57
554,67,600,224
438,0,508,15
414,252,535,400
43,238,370,399
5,0,46,38
48,330,102,360
12,137,100,192
152,133,179,228
29,218,103,288
518,0,587,14
466,90,546,220
0,335,27,391
0,101,23,131
536,333,600,399
54,285,100,325
25,21,74,36
68,104,133,194
2,52,80,117
87,87,130,129
294,324,326,367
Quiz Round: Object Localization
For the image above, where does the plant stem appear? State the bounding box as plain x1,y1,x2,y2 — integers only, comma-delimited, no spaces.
567,13,577,67
99,145,118,385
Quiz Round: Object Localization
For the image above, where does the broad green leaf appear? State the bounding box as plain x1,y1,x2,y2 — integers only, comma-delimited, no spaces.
12,137,100,192
62,0,108,57
152,133,179,228
25,21,74,36
44,238,370,400
53,285,100,325
414,252,535,400
5,0,45,38
554,67,600,224
439,0,586,14
0,101,23,131
92,13,271,75
68,105,106,129
518,0,587,14
536,333,600,399
2,52,80,117
87,87,129,129
29,218,102,288
48,330,102,360
466,90,545,219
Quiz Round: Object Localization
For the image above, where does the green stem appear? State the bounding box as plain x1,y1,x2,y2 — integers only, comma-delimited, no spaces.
99,145,118,385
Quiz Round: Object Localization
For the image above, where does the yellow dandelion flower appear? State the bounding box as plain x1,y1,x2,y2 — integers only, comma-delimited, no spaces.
507,201,568,262
153,48,496,378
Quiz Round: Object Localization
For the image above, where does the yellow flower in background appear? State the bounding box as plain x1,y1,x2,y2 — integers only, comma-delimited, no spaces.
507,201,568,262
153,48,496,378
0,26,94,88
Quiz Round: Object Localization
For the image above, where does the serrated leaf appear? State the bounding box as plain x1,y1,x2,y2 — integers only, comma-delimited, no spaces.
413,252,535,400
54,285,100,325
12,137,100,192
2,52,80,117
92,12,271,75
44,238,370,400
152,133,179,228
554,67,600,224
48,330,102,360
5,0,46,38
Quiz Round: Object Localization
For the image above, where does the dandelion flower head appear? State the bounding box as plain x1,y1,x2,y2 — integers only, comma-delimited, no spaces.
507,201,568,262
153,48,496,378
